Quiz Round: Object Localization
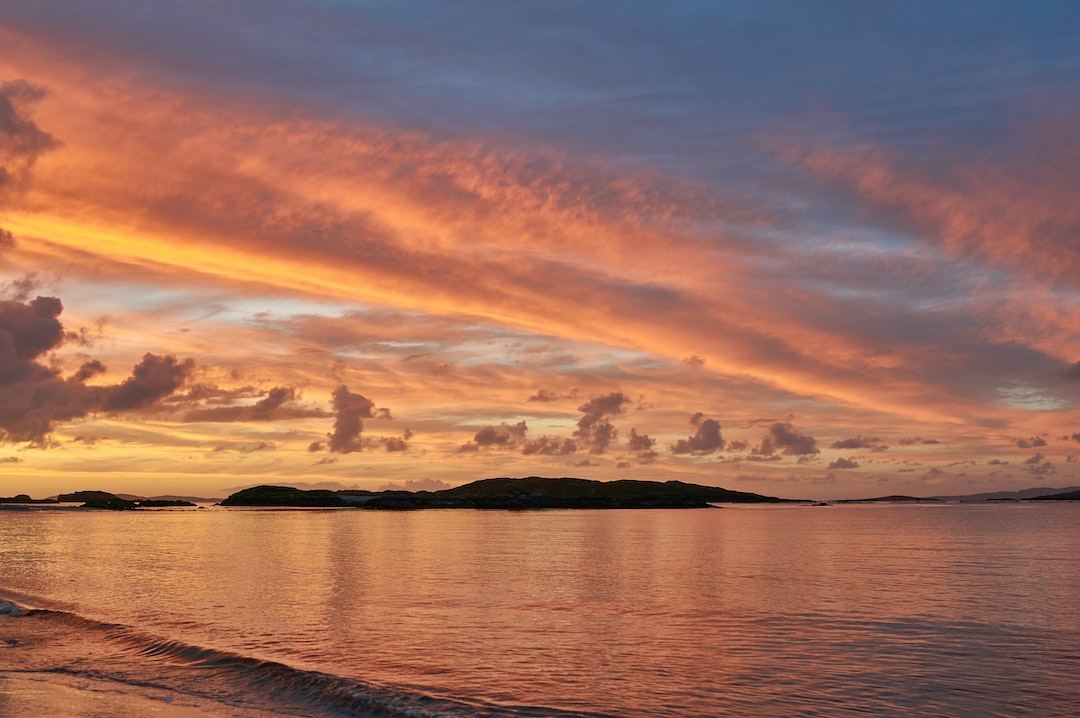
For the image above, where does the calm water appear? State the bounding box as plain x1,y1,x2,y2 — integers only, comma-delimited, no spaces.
1,503,1078,716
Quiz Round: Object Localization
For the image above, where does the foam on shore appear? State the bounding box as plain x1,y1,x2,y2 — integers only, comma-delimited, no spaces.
1,599,579,718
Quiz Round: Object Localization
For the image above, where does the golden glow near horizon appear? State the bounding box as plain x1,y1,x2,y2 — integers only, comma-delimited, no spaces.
1,9,1078,499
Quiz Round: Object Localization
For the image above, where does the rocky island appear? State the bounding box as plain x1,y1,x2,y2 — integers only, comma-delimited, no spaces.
220,477,793,509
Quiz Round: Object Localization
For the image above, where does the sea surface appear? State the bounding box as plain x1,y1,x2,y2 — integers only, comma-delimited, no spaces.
1,502,1078,716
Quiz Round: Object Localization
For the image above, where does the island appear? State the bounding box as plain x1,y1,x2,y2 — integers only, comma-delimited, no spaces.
1030,489,1080,501
220,477,793,509
56,491,197,510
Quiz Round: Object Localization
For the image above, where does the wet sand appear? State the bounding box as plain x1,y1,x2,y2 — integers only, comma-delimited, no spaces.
0,613,308,717
0,671,276,717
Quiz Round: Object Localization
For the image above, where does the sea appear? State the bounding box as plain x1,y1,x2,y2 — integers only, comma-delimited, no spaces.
1,502,1078,717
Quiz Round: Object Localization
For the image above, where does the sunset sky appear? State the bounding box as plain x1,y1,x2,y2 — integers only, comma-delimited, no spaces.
2,1,1079,500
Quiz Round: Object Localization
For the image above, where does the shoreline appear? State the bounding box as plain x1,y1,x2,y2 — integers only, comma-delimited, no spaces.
0,671,290,718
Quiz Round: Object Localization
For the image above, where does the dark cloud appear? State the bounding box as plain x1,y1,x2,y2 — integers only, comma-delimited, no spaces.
0,228,13,252
0,80,59,190
72,360,106,383
756,421,819,456
181,385,326,422
308,441,326,452
1067,432,1080,443
1015,435,1047,449
1022,453,1044,465
573,391,630,454
830,435,880,450
380,428,413,452
671,415,724,455
326,385,376,454
212,442,276,454
103,353,195,412
987,459,1008,465
527,388,573,403
522,436,577,455
636,450,659,465
1027,460,1054,476
828,457,860,469
0,276,42,303
1065,361,1080,381
899,437,941,446
472,421,528,448
628,428,654,451
0,456,22,463
0,297,194,445
0,296,64,369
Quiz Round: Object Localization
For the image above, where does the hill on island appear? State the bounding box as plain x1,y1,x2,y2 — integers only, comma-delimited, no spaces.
1030,489,1080,501
221,477,793,509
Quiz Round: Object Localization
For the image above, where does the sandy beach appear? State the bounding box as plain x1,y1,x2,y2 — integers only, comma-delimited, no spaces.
0,671,283,718
0,609,311,718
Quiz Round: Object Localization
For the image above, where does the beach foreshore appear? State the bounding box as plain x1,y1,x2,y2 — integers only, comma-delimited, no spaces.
0,671,294,717
0,606,325,718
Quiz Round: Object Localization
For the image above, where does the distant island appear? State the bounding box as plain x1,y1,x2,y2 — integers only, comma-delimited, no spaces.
4,481,1078,511
0,491,198,510
221,477,794,509
1030,489,1080,501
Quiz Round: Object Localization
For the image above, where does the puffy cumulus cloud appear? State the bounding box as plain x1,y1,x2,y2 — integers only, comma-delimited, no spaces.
671,414,724,455
828,457,860,470
326,385,376,454
0,295,193,445
522,436,577,456
181,385,327,422
1066,432,1080,443
1022,453,1045,465
1015,435,1047,449
573,391,630,454
379,428,413,452
0,296,64,370
460,421,528,452
627,428,654,451
756,421,819,456
103,354,195,412
0,456,22,463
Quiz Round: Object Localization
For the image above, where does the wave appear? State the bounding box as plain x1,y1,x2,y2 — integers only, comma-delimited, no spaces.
1,599,599,718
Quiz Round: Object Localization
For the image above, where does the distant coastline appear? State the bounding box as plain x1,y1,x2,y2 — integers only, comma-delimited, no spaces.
3,479,1079,510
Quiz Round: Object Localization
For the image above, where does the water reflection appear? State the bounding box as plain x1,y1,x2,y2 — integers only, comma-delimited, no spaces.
1,504,1078,716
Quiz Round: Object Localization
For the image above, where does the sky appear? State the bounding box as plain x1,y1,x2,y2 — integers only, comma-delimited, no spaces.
2,1,1079,500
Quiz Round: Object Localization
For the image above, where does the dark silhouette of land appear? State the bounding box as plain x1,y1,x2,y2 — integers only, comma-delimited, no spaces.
7,482,1079,511
221,477,794,509
1030,489,1080,501
835,495,943,504
0,493,58,505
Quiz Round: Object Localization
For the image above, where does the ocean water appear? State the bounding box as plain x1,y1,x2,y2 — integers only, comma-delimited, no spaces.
1,502,1078,716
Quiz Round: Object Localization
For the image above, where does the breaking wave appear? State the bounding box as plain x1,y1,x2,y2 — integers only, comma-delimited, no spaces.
1,599,600,718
